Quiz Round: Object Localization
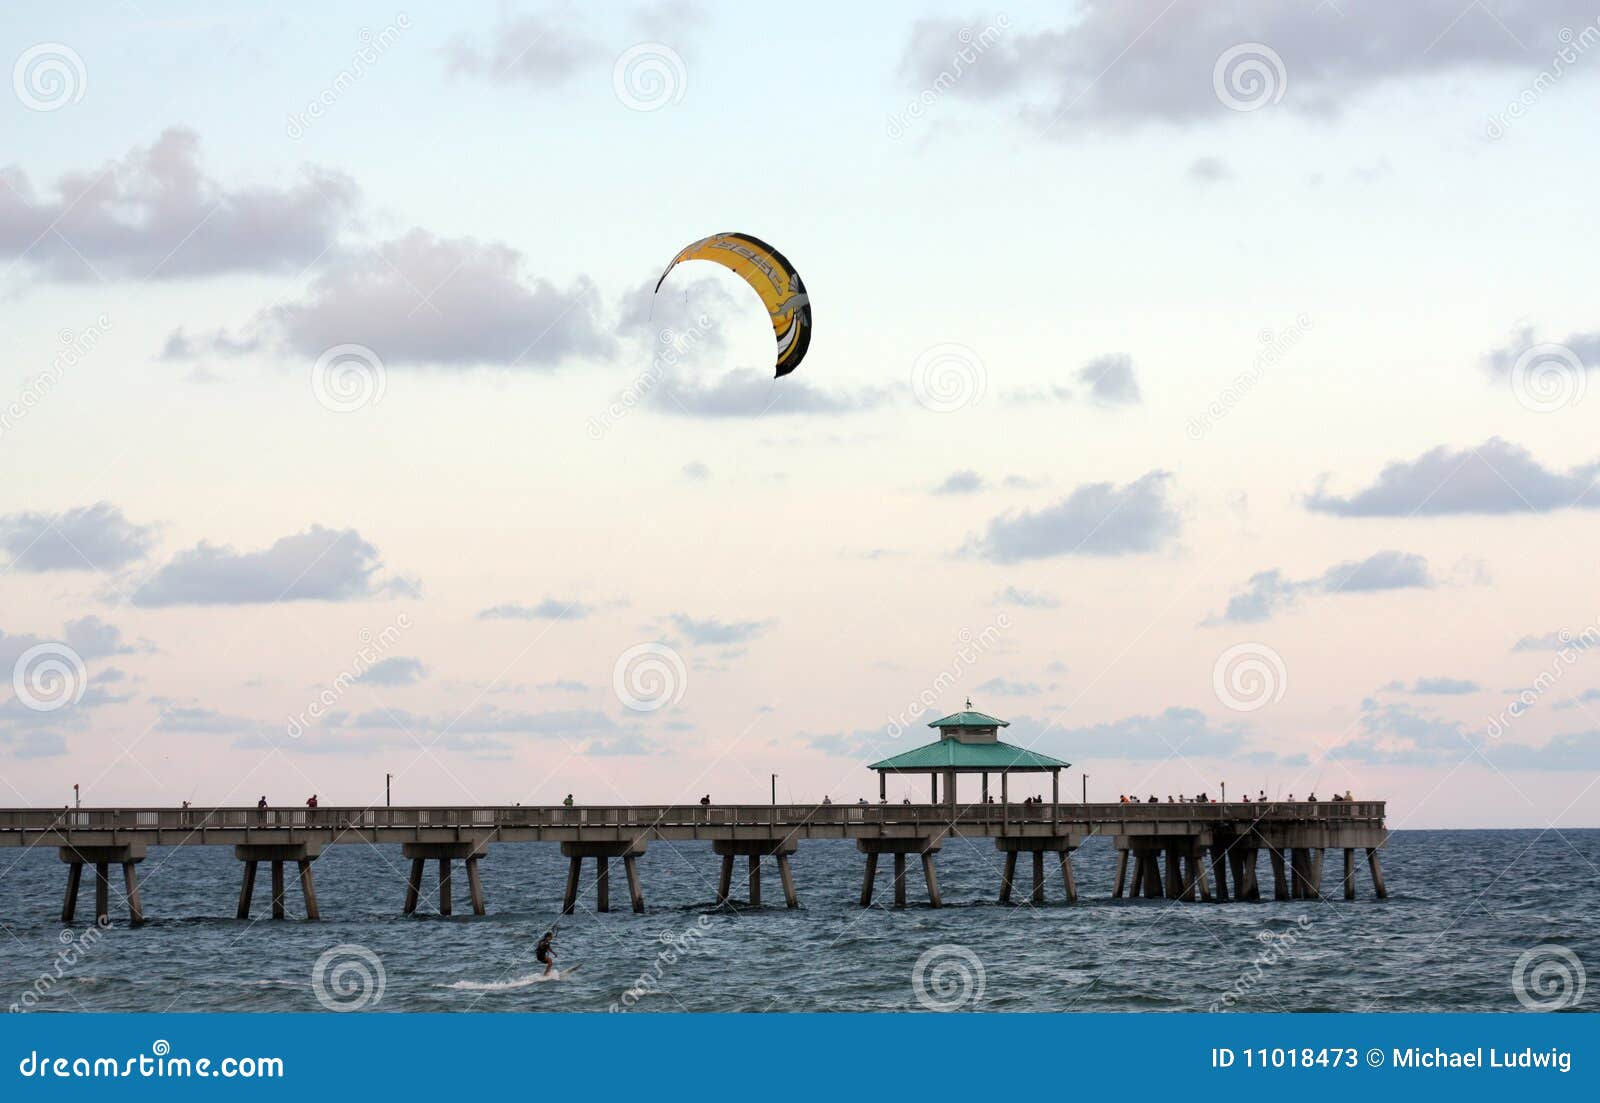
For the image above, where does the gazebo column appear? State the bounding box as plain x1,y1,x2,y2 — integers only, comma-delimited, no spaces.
982,772,989,802
929,775,937,803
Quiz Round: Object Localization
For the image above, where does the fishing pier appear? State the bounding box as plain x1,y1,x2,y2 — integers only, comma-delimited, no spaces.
0,709,1388,925
0,798,1388,925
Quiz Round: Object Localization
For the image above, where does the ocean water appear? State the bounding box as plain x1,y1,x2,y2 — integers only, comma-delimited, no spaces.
1,830,1594,1013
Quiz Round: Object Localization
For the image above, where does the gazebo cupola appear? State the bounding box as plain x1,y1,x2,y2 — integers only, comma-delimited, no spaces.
868,699,1070,806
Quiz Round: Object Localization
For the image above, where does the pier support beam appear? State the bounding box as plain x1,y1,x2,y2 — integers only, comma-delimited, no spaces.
559,839,647,914
234,843,321,921
1343,848,1356,901
1112,849,1128,898
996,836,1081,906
777,852,800,909
59,845,147,927
713,839,798,908
402,840,491,917
1210,844,1230,903
1269,846,1289,900
858,837,942,908
623,854,645,914
1366,847,1388,899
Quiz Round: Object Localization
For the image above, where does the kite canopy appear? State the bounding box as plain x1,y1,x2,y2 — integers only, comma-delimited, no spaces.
654,232,811,377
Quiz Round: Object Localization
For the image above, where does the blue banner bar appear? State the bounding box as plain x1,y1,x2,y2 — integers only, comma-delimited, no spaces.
5,1013,1596,1096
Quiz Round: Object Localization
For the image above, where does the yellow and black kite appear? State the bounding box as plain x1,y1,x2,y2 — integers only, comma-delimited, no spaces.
654,232,811,377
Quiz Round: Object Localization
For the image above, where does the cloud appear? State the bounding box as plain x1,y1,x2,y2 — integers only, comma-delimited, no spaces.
0,731,68,758
1331,701,1600,769
667,613,770,645
1041,706,1258,760
157,705,254,733
1512,629,1599,652
1307,438,1600,516
1484,326,1600,382
63,615,146,659
809,728,896,760
443,13,599,88
0,128,356,280
966,471,1179,561
359,657,428,686
1411,677,1480,696
477,598,594,621
1188,156,1232,183
682,461,711,481
129,524,414,606
1211,550,1433,623
537,679,591,692
973,677,1042,697
336,705,617,737
256,230,613,369
898,2,1589,134
1077,353,1140,406
995,586,1059,609
934,470,985,495
649,366,891,418
0,503,156,572
583,733,662,756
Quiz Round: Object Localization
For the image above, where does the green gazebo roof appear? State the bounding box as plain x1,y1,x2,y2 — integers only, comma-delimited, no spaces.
926,710,1009,729
869,740,1068,772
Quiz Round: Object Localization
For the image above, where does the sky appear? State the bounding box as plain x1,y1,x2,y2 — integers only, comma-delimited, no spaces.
2,1,1599,828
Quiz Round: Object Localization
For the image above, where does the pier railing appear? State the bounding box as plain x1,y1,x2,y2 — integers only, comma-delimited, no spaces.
0,800,1386,836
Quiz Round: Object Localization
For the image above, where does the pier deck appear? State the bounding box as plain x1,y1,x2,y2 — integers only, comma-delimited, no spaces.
0,801,1388,922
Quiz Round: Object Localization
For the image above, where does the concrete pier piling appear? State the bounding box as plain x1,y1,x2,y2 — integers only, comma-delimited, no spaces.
234,843,321,920
402,840,489,917
58,845,146,926
712,839,798,908
997,835,1079,905
858,837,942,908
560,840,646,914
14,799,1389,920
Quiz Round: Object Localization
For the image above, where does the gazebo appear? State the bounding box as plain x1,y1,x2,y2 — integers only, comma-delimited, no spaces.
868,704,1070,807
